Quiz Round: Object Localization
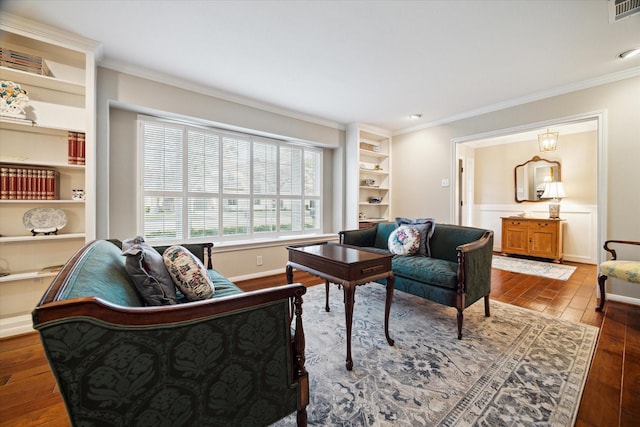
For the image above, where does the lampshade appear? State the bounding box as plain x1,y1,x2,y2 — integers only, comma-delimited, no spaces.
538,129,559,152
541,181,567,199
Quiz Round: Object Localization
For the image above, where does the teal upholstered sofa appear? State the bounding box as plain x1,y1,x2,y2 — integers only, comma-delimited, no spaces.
340,222,493,339
32,240,309,427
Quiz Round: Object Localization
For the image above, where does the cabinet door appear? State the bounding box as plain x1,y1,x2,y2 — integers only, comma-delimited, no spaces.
528,221,558,258
502,220,528,254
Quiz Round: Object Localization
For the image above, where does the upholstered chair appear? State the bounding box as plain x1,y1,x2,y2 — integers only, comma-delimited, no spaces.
596,240,640,311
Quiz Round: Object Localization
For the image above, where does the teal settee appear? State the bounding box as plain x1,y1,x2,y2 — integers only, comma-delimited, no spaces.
32,240,309,427
339,222,493,339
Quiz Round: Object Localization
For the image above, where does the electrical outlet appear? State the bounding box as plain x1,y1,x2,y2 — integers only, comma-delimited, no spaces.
256,255,263,266
441,178,450,187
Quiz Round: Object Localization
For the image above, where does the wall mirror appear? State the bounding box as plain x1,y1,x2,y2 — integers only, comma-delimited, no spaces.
514,156,561,202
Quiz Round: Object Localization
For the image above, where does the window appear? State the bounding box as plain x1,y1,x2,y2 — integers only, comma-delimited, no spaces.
139,117,322,243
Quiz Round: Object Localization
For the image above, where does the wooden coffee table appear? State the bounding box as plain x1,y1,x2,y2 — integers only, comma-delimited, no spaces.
286,242,395,370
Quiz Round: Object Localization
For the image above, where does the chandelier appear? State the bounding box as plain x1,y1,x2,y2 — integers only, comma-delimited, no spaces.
538,129,559,152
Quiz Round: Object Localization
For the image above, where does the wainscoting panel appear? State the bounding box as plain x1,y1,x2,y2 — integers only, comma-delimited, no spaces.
472,204,597,264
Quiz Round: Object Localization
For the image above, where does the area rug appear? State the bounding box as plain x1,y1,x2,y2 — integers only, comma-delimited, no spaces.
273,283,597,426
492,255,577,280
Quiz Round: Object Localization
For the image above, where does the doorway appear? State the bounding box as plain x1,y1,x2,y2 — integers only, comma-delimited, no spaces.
451,113,605,265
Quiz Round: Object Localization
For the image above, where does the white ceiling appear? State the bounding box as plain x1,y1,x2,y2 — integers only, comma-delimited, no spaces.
2,1,639,133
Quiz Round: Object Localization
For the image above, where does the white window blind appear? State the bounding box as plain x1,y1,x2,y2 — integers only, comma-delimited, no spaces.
139,117,322,243
142,122,184,240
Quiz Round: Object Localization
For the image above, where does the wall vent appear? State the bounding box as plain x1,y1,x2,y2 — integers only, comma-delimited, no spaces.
609,0,640,22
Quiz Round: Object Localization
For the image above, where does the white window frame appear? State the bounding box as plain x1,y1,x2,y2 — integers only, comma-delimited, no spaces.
137,116,323,245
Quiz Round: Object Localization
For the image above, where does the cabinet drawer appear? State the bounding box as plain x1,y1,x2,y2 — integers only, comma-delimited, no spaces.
528,220,555,230
504,219,527,228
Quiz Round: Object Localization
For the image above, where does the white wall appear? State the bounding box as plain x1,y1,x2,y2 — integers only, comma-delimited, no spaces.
392,76,640,303
390,126,453,222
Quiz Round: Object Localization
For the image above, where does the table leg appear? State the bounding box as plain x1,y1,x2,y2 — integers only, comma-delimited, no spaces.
286,264,293,284
325,280,330,312
385,272,395,346
343,281,355,370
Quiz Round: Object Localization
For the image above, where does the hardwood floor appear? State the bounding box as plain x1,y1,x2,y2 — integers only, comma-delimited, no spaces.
1,261,638,426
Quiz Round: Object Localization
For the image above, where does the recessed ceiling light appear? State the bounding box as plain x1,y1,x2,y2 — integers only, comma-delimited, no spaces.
409,114,422,119
618,47,640,59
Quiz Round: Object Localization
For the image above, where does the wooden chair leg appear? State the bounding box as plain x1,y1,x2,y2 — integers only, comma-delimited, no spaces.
297,408,308,427
596,274,607,312
484,295,490,317
456,309,463,340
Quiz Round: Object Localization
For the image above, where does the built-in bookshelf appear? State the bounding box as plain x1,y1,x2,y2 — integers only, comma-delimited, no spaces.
346,123,392,229
0,13,99,336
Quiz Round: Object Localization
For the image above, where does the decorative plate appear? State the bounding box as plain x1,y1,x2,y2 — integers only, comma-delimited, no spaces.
23,208,67,235
0,81,29,119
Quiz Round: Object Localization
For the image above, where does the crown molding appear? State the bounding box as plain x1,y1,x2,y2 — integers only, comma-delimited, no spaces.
393,66,640,136
99,58,345,131
0,12,102,56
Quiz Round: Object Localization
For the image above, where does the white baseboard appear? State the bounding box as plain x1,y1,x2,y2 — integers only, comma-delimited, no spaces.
0,314,34,338
606,293,640,307
228,268,286,283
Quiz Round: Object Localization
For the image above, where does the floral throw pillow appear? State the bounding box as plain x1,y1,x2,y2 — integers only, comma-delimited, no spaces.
163,245,214,301
396,217,436,257
388,225,420,256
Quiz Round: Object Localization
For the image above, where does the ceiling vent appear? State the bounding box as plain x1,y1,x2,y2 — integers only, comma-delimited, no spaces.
609,0,640,22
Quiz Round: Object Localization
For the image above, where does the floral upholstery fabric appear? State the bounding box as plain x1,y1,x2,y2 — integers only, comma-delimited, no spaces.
38,301,299,427
388,225,420,256
600,260,640,283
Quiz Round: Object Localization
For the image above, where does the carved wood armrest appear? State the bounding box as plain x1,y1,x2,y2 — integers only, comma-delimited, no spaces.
603,240,640,260
34,283,306,326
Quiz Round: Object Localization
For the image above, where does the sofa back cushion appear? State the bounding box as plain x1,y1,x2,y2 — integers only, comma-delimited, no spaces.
58,240,144,307
429,224,487,263
374,222,399,249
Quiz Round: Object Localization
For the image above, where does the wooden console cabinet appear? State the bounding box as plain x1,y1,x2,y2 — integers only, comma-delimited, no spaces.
501,217,564,263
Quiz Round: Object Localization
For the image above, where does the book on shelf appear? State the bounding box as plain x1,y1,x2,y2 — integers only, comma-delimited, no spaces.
67,131,86,165
77,132,85,165
0,47,53,76
0,165,57,200
67,131,77,164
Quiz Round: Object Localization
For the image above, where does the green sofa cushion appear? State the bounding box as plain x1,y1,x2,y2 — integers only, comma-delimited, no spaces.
60,240,243,306
345,245,458,290
429,224,486,263
374,222,399,249
391,255,458,289
208,271,243,299
59,240,144,307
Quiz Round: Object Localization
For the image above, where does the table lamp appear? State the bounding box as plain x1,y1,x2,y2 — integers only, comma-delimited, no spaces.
542,181,567,219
